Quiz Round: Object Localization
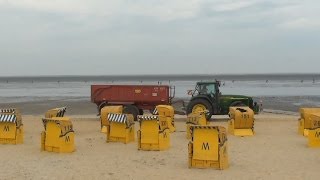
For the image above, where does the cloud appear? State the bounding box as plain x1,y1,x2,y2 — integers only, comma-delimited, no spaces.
280,18,320,29
0,0,319,75
0,0,203,21
211,0,259,12
0,0,294,21
1,0,318,27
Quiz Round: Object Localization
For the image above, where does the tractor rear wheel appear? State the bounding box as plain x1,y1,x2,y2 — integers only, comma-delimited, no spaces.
123,105,139,121
186,99,213,120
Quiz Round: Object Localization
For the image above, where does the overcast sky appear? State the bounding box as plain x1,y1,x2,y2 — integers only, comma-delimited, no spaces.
0,0,319,76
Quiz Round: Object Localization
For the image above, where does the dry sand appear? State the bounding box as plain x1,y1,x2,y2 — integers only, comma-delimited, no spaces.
0,113,319,180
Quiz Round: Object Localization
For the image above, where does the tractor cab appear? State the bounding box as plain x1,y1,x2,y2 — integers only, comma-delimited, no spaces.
192,81,221,100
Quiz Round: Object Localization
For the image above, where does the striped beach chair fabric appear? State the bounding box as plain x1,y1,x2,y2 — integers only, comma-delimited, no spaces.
138,115,159,121
108,113,128,123
108,113,134,127
152,108,158,115
0,114,17,123
45,107,67,118
0,108,22,126
56,107,67,117
0,108,16,113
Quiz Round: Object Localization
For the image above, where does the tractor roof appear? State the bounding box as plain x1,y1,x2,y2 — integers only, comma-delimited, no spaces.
197,81,220,85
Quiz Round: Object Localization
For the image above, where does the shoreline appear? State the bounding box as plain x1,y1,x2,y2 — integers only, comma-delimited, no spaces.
0,96,318,115
0,73,319,82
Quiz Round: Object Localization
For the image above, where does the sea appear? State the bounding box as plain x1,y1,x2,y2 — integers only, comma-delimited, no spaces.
0,74,319,105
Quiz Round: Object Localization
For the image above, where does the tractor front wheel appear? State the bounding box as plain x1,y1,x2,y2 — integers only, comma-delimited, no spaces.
186,99,213,120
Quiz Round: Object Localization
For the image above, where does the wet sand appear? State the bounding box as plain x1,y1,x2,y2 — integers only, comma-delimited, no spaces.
1,96,318,116
0,113,319,180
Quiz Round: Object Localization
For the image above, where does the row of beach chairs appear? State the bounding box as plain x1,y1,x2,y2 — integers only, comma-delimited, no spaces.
1,106,320,170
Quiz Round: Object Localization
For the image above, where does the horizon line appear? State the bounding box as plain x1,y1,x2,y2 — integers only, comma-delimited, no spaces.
0,72,320,78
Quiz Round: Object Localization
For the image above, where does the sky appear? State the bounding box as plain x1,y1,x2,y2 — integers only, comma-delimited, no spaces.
0,0,319,76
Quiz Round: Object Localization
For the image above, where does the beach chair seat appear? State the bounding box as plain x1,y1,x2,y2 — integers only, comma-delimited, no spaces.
298,108,320,136
0,108,23,144
137,115,170,151
153,105,175,132
100,106,123,133
188,126,229,170
228,107,255,136
41,117,75,153
186,110,209,139
106,113,135,144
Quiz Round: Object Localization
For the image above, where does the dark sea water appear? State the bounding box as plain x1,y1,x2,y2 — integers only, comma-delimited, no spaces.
0,74,319,106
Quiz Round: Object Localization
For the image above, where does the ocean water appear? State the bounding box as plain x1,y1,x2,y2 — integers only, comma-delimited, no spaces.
0,74,319,103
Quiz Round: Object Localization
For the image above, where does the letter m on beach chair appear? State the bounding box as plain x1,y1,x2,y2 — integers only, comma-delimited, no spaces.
188,126,229,170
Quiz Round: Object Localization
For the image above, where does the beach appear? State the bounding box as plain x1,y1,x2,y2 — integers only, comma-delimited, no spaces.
0,75,319,179
0,112,319,180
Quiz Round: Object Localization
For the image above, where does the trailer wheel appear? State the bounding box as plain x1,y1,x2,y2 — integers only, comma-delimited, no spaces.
139,109,144,115
98,102,108,115
123,105,139,121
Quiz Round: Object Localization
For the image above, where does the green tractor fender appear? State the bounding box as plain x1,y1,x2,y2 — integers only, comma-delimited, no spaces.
229,101,246,107
189,95,214,105
219,97,252,114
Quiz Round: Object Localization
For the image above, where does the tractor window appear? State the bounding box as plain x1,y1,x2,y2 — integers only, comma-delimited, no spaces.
207,84,216,95
198,84,216,95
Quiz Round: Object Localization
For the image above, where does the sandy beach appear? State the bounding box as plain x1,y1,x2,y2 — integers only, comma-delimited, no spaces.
0,112,319,180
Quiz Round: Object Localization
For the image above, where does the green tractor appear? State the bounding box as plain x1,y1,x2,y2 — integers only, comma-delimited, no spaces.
186,81,259,119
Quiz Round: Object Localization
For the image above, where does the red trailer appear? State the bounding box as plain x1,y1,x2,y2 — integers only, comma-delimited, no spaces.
91,85,175,119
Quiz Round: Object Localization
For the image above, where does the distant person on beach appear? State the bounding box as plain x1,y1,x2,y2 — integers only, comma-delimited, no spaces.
259,100,263,112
